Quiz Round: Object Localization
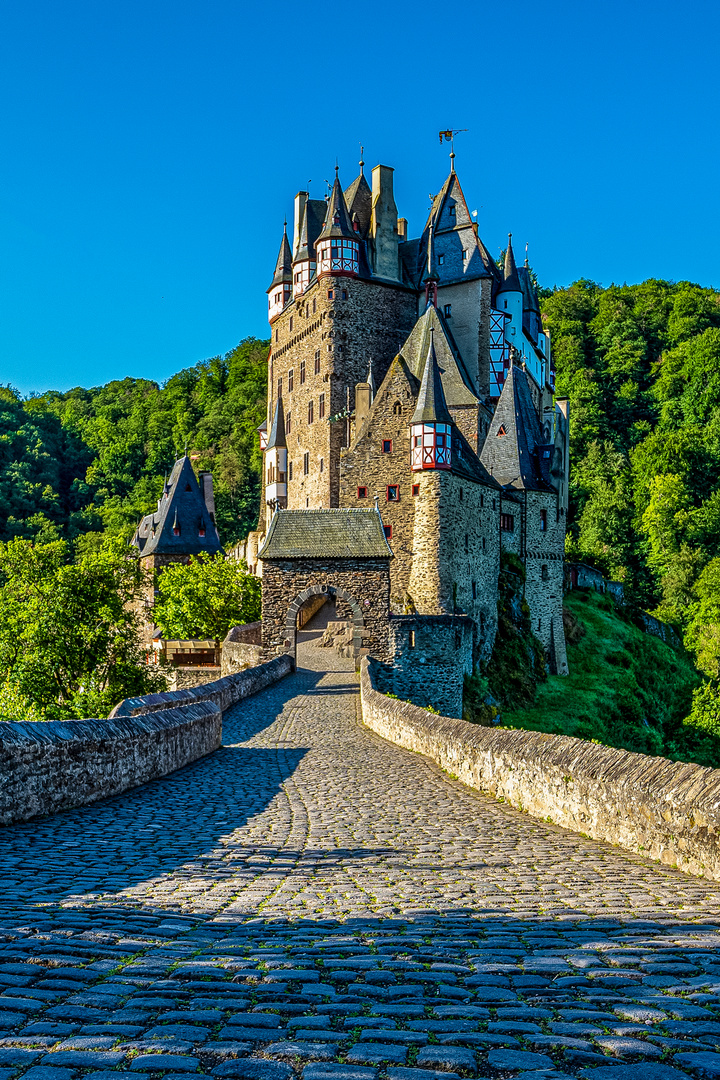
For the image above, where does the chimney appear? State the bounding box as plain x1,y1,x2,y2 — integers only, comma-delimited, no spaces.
397,217,408,243
293,191,308,258
198,471,217,523
355,381,372,432
371,165,400,281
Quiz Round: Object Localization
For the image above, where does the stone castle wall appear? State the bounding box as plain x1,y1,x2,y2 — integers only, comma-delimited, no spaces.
523,489,568,675
360,656,720,883
380,614,474,718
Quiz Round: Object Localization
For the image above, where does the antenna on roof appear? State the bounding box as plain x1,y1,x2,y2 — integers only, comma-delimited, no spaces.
438,128,468,172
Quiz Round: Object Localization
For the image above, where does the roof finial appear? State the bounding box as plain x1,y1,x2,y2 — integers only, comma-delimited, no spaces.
438,128,467,174
283,218,287,234
335,159,339,179
450,150,456,173
524,242,529,268
359,144,364,175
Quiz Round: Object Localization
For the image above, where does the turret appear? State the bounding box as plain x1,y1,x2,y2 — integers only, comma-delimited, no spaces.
267,222,292,323
316,168,359,278
410,329,453,471
265,398,287,512
292,198,316,297
496,234,523,352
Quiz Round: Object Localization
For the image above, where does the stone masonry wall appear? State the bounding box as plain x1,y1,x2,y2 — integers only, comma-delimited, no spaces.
382,614,474,718
261,559,391,660
269,275,417,512
360,656,720,883
523,488,568,675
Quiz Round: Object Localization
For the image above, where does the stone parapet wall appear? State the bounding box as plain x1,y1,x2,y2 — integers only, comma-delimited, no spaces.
360,656,720,882
168,666,222,691
383,614,474,718
0,701,221,826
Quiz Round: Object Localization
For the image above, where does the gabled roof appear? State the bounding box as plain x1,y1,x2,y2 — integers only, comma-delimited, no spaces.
293,199,327,263
268,224,292,290
399,304,478,408
410,170,493,287
344,170,372,238
479,362,551,491
131,455,223,558
317,172,355,241
266,397,286,450
259,509,393,560
411,329,453,425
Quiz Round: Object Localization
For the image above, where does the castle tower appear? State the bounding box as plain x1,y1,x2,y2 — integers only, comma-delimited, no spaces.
267,223,292,323
315,169,360,278
410,329,453,471
496,234,524,355
264,397,288,514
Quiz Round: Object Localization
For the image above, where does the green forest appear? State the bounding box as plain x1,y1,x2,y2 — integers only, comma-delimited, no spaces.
4,278,720,745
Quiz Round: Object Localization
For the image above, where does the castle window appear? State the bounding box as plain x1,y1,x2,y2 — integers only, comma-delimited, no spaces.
313,298,316,313
438,254,445,266
496,425,507,437
472,581,477,599
288,461,293,481
540,509,547,532
462,249,467,261
501,513,514,532
538,618,542,631
342,290,347,300
493,499,496,510
308,400,314,424
328,290,333,299
198,521,206,538
173,523,180,536
319,393,325,419
393,401,402,415
449,205,456,216
275,329,278,342
387,485,399,502
504,300,508,309
300,360,306,384
288,369,294,392
314,350,321,374
277,377,282,399
289,316,293,331
459,488,463,501
482,537,486,550
303,452,309,475
444,304,452,318
357,486,368,498
412,483,420,496
383,525,392,539
286,412,291,434
480,494,484,507
541,564,549,581
320,457,324,473
382,439,392,453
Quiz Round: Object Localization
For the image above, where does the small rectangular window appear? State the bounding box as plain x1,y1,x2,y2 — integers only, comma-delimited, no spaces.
303,452,309,475
382,439,392,453
540,510,547,532
275,329,278,342
289,316,293,331
444,304,452,318
357,486,368,498
501,513,515,532
342,290,347,300
288,461,293,481
277,377,282,399
320,457,324,473
387,485,399,502
472,581,477,599
300,360,306,384
383,525,392,539
464,534,469,552
482,536,486,550
286,412,291,434
319,393,325,419
541,564,549,581
412,484,420,497
438,254,445,266
314,353,321,375
288,368,294,392
480,494,484,507
313,298,316,313
308,400,314,424
328,290,333,299
462,249,467,261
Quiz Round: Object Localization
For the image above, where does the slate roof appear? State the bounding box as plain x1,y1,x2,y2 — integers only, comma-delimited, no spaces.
409,170,494,288
479,363,552,491
294,199,327,262
268,225,292,290
344,171,372,238
131,455,223,558
266,397,286,450
400,304,478,408
411,329,453,425
258,509,393,560
497,234,521,295
317,173,355,241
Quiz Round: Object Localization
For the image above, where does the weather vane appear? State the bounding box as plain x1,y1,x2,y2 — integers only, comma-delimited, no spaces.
438,128,468,171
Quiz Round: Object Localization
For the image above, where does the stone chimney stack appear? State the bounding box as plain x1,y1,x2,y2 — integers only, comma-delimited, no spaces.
293,191,308,257
371,165,399,281
355,381,372,433
198,471,217,523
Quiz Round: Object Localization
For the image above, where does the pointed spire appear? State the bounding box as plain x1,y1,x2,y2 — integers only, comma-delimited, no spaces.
412,328,453,425
269,221,292,288
498,232,521,293
317,171,355,240
266,397,286,451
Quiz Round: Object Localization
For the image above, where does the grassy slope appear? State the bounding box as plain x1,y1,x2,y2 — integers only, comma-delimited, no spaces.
502,591,703,762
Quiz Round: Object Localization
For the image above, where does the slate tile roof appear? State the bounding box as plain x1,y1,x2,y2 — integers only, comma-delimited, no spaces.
400,305,478,409
479,363,552,491
259,510,394,561
131,456,223,558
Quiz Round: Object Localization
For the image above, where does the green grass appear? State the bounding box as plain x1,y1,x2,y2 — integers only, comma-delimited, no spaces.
501,590,704,762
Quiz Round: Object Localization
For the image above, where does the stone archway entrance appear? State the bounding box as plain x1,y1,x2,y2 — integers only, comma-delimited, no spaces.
285,584,365,665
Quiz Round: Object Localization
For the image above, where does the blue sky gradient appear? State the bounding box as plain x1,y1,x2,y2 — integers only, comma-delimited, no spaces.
1,0,718,395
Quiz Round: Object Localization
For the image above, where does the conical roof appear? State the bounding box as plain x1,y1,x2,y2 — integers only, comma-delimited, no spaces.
131,455,224,557
266,397,286,450
293,199,326,263
317,171,355,241
497,233,521,294
479,362,549,490
400,304,478,407
268,224,292,290
411,329,454,425
344,170,372,237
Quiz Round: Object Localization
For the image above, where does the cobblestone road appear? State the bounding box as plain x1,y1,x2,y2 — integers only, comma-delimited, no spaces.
2,617,720,1079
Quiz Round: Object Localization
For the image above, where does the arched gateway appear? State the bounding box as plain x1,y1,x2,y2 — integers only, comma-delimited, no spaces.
258,509,393,665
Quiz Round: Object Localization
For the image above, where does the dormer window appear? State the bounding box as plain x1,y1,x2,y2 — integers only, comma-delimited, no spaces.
444,304,452,318
449,205,456,217
497,425,507,437
438,254,445,266
198,520,206,538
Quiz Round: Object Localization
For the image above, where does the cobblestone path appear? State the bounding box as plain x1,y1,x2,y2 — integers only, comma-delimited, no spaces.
2,620,720,1079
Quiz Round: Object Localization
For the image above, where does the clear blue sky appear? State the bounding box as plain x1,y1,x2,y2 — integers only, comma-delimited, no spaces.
2,0,718,396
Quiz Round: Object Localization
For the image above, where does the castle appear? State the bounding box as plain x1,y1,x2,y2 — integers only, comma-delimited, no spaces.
240,152,570,710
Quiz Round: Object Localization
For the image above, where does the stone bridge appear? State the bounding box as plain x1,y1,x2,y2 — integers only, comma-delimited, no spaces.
1,609,720,1080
